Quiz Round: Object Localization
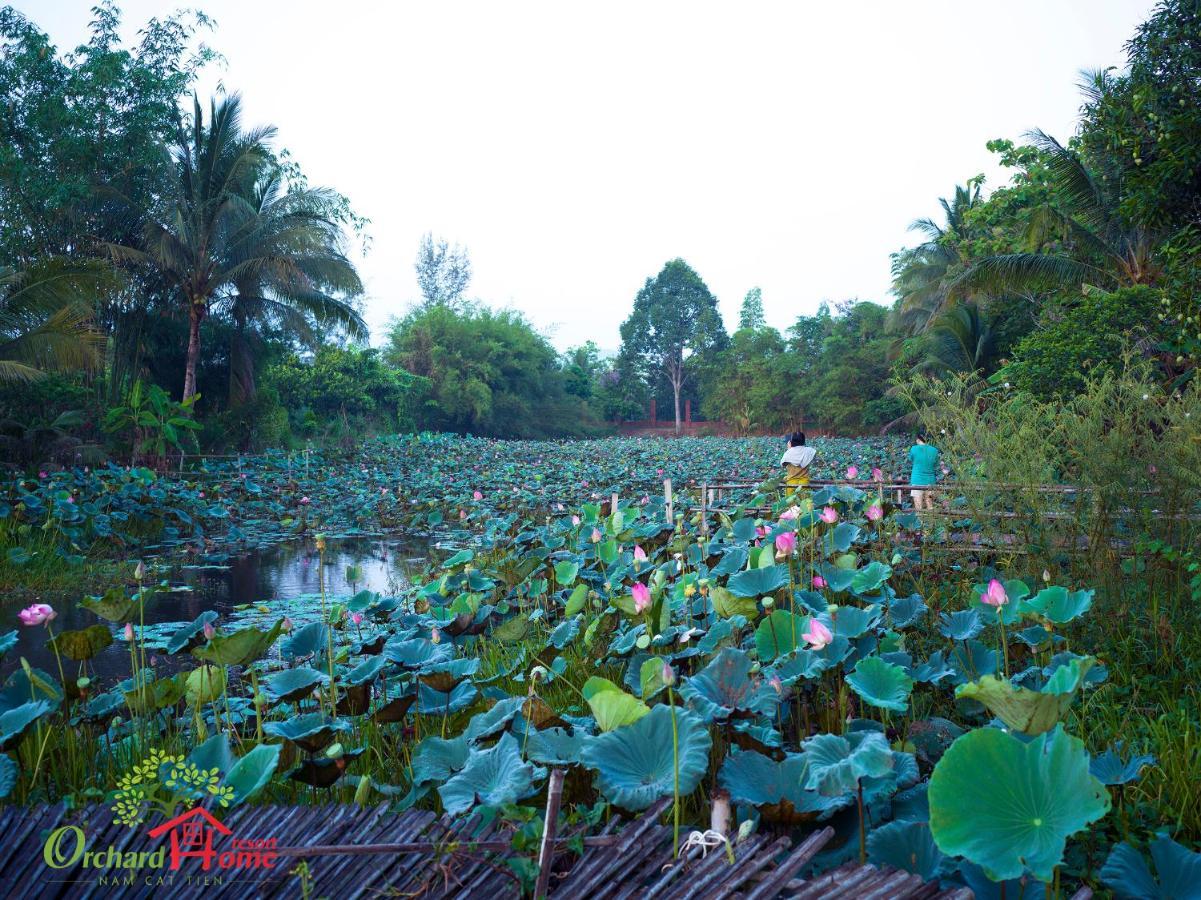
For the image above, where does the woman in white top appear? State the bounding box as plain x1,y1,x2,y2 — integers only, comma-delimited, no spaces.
780,432,816,486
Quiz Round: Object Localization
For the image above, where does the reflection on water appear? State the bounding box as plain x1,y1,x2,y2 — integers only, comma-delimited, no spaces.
1,536,432,681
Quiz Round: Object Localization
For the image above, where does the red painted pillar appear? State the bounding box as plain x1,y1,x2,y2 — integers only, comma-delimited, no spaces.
649,398,657,423
685,399,692,424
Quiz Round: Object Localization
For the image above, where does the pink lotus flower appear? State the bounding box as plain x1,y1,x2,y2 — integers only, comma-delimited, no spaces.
431,626,441,644
38,471,47,479
282,617,294,632
812,575,827,589
982,578,1008,607
124,623,135,641
774,531,797,556
779,506,800,521
351,612,364,625
581,480,589,488
473,490,483,500
590,527,603,543
632,582,652,613
203,621,216,640
846,465,859,479
198,491,205,499
872,467,883,483
460,510,467,519
769,675,784,695
661,662,675,686
820,507,838,524
656,468,664,476
18,603,54,626
572,515,581,527
633,545,647,562
802,618,833,650
300,496,310,505
866,504,883,521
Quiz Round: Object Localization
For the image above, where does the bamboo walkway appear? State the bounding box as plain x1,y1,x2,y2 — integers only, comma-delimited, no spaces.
0,798,1031,899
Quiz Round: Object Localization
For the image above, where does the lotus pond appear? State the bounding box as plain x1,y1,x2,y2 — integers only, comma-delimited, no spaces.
0,435,1196,898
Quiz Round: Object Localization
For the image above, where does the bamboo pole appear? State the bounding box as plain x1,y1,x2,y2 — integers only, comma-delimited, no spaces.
535,769,566,898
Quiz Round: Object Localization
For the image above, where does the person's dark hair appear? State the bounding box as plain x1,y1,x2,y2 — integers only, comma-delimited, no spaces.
915,432,927,443
789,431,806,447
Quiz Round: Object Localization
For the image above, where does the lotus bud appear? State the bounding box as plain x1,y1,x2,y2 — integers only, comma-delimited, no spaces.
761,597,774,609
76,676,91,691
826,604,838,615
351,612,364,626
430,626,442,644
1042,569,1051,584
661,663,675,686
326,742,345,760
134,560,146,581
749,661,761,674
314,534,326,551
203,621,216,640
530,665,548,682
282,617,294,632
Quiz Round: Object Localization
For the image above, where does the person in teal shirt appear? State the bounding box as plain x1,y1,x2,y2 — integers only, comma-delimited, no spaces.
908,434,940,510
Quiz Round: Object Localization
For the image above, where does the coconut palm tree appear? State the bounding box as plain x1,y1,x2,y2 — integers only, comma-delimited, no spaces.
889,181,984,336
103,92,363,407
954,125,1159,296
0,259,107,383
220,167,366,405
912,302,999,376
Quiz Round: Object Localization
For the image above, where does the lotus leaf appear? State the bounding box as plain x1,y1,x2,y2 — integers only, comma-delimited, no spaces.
928,726,1110,882
289,747,365,787
938,609,983,641
710,586,759,620
1100,836,1201,900
383,638,452,669
184,665,226,705
165,611,219,654
889,594,927,629
415,681,478,714
438,733,546,814
342,655,387,687
463,697,525,742
263,667,329,705
263,713,349,753
46,625,113,661
0,754,16,798
1022,586,1094,624
586,685,650,732
947,639,998,685
754,610,808,661
831,605,882,639
681,648,779,723
1090,743,1156,786
283,621,329,660
955,656,1095,735
193,619,285,667
867,821,943,881
224,743,281,804
850,560,892,594
524,727,586,766
803,731,894,797
582,705,711,810
717,747,851,823
80,587,136,622
847,655,914,713
0,700,53,751
727,565,788,598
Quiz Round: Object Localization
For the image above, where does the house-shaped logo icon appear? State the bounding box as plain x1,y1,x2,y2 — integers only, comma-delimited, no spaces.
148,807,231,871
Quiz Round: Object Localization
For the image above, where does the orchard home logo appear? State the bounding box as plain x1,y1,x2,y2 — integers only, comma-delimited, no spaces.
43,807,279,887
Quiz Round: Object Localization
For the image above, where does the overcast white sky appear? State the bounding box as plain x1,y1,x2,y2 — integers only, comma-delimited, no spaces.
22,1,1155,352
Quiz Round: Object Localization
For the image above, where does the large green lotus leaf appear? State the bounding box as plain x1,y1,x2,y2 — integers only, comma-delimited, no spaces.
889,594,927,629
717,747,850,823
1021,587,1094,624
727,565,788,598
730,518,759,542
754,610,807,661
822,523,862,556
847,655,914,713
193,619,284,667
0,700,53,751
938,609,983,641
418,657,480,691
582,705,711,811
263,713,349,754
582,675,622,701
416,681,478,714
947,639,998,686
679,648,779,722
1100,836,1201,900
638,656,668,701
0,753,17,798
524,727,586,766
710,586,759,620
1089,743,1155,786
80,587,136,622
384,637,452,669
165,611,218,654
850,561,892,595
928,726,1110,883
288,747,364,788
831,605,881,640
282,622,329,660
463,697,525,742
711,548,748,576
586,687,650,732
263,667,328,705
123,672,185,714
547,617,579,651
438,733,546,815
802,731,894,797
47,625,113,661
867,821,943,881
554,560,579,585
955,657,1095,735
224,744,281,805
766,650,830,686
341,655,387,687
816,562,855,593
188,734,236,774
410,735,471,789
184,665,226,706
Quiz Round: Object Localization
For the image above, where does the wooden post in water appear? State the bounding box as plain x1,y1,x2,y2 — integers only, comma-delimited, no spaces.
700,482,708,535
535,769,566,898
664,479,673,524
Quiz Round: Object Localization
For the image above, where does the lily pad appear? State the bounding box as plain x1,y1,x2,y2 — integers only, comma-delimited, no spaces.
679,648,779,722
263,713,349,754
955,656,1096,735
263,667,329,705
1100,836,1201,900
46,625,112,661
803,730,895,797
847,655,914,713
438,733,546,814
718,747,851,823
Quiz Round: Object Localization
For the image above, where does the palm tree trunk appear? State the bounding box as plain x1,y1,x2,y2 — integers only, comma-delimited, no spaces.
183,300,204,406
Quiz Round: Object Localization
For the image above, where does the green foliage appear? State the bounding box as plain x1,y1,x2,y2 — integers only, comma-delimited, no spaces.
386,304,598,438
1005,286,1165,398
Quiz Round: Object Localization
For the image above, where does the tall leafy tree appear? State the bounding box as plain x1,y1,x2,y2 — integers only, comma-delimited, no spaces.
0,259,107,383
414,233,471,308
618,259,728,432
738,287,766,331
